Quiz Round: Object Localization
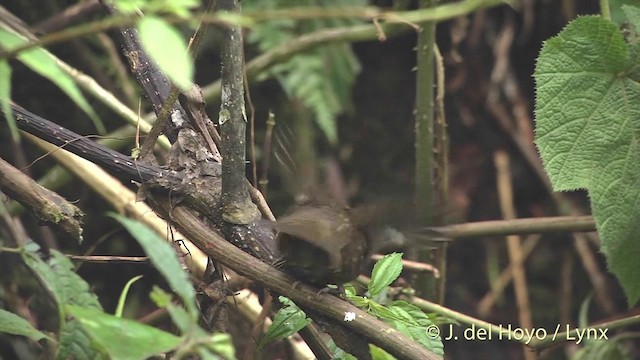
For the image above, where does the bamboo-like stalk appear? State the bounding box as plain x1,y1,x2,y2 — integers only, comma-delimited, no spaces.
413,0,437,299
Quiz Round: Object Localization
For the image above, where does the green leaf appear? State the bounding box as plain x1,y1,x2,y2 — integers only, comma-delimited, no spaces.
0,309,50,342
368,252,403,296
0,59,19,141
534,15,640,305
112,0,147,14
68,305,181,360
20,244,102,318
204,333,236,360
0,29,105,134
370,345,396,360
259,296,311,348
246,9,362,144
58,319,108,360
150,286,192,333
115,275,143,317
137,16,193,90
622,4,640,31
326,338,358,360
382,301,444,355
609,0,640,25
110,214,198,317
19,243,105,359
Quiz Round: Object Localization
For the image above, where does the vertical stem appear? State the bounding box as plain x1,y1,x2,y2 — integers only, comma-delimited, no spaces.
433,44,449,304
600,0,611,20
414,0,437,299
219,0,259,224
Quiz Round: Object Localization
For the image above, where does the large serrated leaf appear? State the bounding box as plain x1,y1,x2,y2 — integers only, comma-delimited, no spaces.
534,15,640,304
68,305,181,360
110,214,198,317
137,16,193,90
0,28,104,134
58,319,108,360
27,250,101,310
19,244,104,358
0,309,50,342
383,301,444,356
20,244,102,317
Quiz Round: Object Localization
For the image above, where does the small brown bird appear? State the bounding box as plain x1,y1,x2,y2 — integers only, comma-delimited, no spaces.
271,200,450,287
272,205,367,287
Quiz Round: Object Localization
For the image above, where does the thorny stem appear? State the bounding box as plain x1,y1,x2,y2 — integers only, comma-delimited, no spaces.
413,0,437,299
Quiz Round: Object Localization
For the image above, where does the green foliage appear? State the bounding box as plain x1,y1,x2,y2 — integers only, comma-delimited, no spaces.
245,0,365,144
569,295,635,359
259,296,312,348
111,0,197,90
0,215,236,359
0,59,17,141
111,213,198,318
347,253,444,356
0,309,50,342
137,16,194,90
534,14,640,305
115,275,144,318
113,0,199,17
68,305,182,360
18,242,107,359
265,254,444,357
0,28,104,134
368,252,404,296
114,216,235,359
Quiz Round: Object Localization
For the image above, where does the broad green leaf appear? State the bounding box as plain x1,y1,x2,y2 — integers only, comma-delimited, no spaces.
148,288,234,358
20,244,102,318
0,59,19,141
383,301,443,355
0,29,104,134
534,16,640,305
137,16,193,90
115,275,143,317
370,345,396,360
609,0,640,25
259,296,311,348
368,252,403,296
326,339,358,360
0,309,50,342
68,305,181,360
203,333,236,360
58,319,108,360
112,0,147,14
622,4,640,31
150,286,192,333
20,243,105,359
110,214,198,317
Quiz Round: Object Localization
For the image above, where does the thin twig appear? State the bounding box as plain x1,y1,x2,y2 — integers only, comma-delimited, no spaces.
67,255,149,263
477,235,539,316
494,150,534,360
429,216,596,239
